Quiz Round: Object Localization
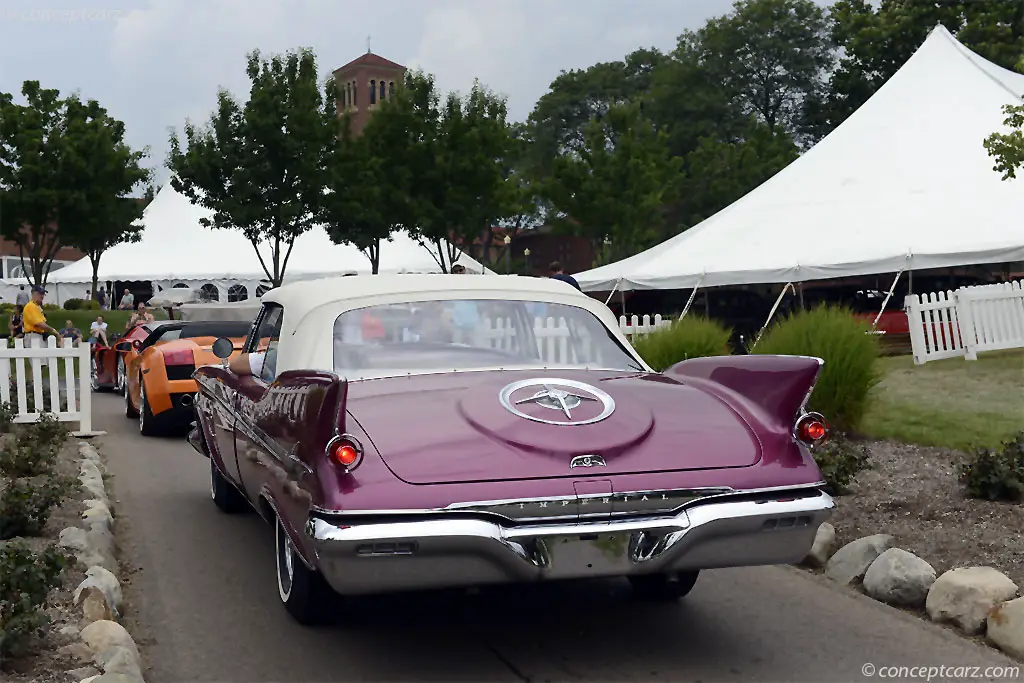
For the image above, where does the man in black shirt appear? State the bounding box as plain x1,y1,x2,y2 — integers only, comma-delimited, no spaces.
548,261,581,291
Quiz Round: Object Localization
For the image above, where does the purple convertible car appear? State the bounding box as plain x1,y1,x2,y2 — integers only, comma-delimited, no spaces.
189,275,834,624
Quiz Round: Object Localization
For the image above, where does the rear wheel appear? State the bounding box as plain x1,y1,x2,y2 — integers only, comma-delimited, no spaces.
124,376,139,418
276,517,332,625
139,379,163,436
210,460,247,513
629,570,700,601
90,355,101,392
116,357,126,394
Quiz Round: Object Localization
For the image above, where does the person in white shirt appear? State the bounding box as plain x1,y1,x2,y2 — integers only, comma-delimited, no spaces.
228,346,278,383
89,317,109,346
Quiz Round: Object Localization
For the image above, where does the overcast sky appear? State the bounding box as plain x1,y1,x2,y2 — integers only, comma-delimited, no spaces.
1,0,830,186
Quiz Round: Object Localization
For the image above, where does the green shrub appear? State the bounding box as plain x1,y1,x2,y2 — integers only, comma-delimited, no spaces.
631,315,733,371
0,540,70,659
753,304,882,433
0,402,15,435
810,433,871,495
0,413,67,478
959,431,1024,502
0,474,75,540
41,303,59,312
0,303,14,315
62,298,85,310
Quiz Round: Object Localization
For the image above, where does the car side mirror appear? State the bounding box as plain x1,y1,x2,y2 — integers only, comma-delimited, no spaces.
114,341,132,352
211,337,233,359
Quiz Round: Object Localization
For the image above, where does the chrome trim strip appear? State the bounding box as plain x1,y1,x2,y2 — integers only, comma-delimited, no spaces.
306,490,836,595
309,481,827,520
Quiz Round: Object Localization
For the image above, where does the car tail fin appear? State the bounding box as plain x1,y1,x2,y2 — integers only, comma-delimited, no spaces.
665,355,824,429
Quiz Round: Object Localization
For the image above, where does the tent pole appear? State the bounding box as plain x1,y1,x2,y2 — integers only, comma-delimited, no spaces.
678,274,705,321
870,268,905,332
797,282,805,309
619,288,627,317
604,278,622,306
749,282,795,352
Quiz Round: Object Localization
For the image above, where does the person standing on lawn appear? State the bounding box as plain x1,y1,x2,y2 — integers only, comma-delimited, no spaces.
15,285,29,307
118,288,135,310
22,286,62,347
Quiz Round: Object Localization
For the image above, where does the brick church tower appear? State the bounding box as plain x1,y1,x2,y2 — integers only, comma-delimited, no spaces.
332,50,407,136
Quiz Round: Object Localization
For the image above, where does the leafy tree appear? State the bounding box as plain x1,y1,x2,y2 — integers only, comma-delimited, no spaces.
984,104,1024,180
320,112,392,274
528,48,668,179
811,0,1024,138
413,81,517,272
680,119,799,229
693,0,834,140
0,82,144,286
62,116,152,299
321,70,440,273
167,47,332,286
542,102,683,264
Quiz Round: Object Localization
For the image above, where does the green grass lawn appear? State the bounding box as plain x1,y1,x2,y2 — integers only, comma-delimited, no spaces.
861,348,1024,452
0,307,167,338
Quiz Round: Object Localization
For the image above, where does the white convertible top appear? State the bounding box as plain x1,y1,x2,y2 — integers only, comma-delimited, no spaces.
259,274,644,375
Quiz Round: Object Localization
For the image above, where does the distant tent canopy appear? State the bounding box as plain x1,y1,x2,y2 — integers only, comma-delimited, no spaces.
46,183,491,286
576,25,1024,293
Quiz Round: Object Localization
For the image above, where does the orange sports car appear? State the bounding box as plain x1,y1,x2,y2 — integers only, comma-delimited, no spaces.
118,320,252,436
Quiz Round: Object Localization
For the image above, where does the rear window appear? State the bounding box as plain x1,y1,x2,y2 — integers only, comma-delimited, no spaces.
332,298,643,378
179,321,253,339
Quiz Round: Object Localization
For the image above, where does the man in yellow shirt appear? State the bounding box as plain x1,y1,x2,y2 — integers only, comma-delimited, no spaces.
22,286,62,347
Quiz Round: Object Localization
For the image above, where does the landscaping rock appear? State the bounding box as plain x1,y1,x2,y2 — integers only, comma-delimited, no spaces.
94,644,144,680
80,473,108,503
803,523,836,567
58,641,95,662
74,566,123,622
862,548,936,607
81,675,143,683
825,534,892,585
80,620,140,664
83,502,114,532
67,666,101,680
59,526,90,552
926,567,1019,635
987,596,1024,660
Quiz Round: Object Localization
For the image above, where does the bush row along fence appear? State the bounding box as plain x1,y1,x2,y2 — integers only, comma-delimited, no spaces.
0,336,94,433
905,280,1024,365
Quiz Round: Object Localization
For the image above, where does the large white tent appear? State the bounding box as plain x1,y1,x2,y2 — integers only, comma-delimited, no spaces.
577,25,1024,293
46,182,489,292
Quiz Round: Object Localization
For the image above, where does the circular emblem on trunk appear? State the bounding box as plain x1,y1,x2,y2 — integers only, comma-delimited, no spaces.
498,378,615,426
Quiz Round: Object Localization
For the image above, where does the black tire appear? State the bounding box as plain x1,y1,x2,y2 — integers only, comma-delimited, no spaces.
124,377,139,418
629,570,700,601
276,517,332,625
90,355,102,392
116,356,126,395
210,460,247,514
138,378,163,436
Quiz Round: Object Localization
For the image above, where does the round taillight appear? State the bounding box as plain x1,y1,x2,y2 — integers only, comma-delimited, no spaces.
796,413,828,444
330,443,359,467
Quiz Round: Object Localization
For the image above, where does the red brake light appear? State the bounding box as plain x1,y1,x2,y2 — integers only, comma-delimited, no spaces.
163,349,194,366
327,437,362,472
796,413,828,444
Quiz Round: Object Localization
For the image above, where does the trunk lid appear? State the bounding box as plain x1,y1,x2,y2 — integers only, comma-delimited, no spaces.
347,369,761,485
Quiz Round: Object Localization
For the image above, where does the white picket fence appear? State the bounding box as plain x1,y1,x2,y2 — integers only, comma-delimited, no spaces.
0,337,94,433
478,314,669,365
905,280,1024,364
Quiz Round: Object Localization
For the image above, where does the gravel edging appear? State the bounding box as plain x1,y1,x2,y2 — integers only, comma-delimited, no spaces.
55,440,147,683
799,523,1024,663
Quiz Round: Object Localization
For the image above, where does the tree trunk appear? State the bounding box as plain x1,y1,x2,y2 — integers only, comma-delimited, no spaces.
89,252,101,302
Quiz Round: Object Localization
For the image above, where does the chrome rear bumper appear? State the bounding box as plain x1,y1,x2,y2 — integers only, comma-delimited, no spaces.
307,489,834,596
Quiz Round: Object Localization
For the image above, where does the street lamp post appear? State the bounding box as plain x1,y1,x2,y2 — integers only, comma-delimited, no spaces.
504,235,511,274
